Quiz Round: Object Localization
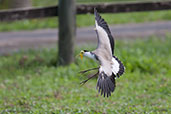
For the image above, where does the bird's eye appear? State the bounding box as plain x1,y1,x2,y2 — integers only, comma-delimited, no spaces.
81,50,84,54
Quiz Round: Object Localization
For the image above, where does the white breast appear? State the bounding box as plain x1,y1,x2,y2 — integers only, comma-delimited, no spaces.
84,52,96,61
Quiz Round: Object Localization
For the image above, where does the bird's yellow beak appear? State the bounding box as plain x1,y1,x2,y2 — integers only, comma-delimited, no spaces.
80,52,83,60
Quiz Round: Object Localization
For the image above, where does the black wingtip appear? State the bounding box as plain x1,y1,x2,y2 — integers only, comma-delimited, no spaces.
94,7,97,13
94,8,100,18
94,7,97,17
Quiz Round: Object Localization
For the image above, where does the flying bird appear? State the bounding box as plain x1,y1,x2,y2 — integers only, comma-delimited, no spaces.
79,8,125,97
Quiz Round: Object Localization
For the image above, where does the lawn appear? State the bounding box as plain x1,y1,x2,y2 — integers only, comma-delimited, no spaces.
0,35,170,113
33,0,168,7
0,0,171,32
0,0,165,9
0,10,171,32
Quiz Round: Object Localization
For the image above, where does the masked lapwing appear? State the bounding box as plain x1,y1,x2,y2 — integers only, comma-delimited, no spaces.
79,8,125,97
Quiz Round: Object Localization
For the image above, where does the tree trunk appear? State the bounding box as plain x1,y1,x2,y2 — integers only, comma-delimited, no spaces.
10,0,32,9
58,0,76,65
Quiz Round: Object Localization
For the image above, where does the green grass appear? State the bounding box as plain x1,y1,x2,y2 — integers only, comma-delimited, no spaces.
1,0,163,9
0,35,171,113
32,0,166,7
32,0,167,7
0,0,170,32
0,10,171,32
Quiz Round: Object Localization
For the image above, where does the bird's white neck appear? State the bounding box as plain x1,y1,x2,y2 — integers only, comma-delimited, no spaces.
84,52,96,61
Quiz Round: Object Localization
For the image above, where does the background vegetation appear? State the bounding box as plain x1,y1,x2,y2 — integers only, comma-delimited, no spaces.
0,0,171,32
0,10,171,32
0,36,170,113
0,0,166,9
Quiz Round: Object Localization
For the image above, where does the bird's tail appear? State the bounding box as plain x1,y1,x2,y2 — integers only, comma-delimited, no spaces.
96,72,115,97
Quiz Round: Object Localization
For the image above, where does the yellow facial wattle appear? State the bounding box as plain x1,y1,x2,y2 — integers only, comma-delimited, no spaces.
80,53,83,60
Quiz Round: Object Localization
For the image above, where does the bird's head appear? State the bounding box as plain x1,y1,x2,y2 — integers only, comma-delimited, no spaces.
79,50,88,60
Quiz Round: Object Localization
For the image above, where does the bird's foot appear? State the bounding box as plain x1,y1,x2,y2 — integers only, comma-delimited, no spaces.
79,67,99,74
80,71,99,85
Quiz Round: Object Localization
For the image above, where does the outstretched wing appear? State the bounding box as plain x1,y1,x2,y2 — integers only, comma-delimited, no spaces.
112,56,125,77
94,8,115,55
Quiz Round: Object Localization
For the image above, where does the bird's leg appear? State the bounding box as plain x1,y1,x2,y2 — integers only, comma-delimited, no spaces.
80,71,99,85
79,67,99,74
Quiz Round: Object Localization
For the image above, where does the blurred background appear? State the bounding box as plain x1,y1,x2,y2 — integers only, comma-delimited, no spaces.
0,0,170,113
0,0,169,9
